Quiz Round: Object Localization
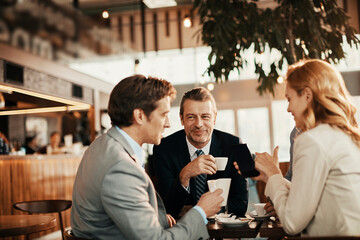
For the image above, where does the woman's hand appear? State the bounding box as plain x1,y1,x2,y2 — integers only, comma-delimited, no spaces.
254,146,281,181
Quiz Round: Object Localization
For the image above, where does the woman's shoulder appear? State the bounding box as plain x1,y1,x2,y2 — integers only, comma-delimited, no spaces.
305,124,348,138
297,124,356,151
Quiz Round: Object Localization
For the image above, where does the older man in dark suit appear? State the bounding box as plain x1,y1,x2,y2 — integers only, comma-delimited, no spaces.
153,87,248,219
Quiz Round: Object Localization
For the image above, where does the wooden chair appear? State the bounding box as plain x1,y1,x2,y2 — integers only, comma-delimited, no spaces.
13,200,72,240
64,229,90,240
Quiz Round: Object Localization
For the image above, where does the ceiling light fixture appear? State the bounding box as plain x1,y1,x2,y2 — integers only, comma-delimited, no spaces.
0,92,5,109
0,84,89,106
143,0,177,9
102,10,109,19
277,76,284,83
207,83,214,91
183,15,192,28
0,84,91,116
0,105,90,116
134,59,140,73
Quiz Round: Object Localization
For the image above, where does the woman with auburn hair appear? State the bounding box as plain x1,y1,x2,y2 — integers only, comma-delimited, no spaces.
247,59,360,236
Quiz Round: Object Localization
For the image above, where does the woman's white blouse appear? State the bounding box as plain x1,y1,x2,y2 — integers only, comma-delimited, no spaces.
265,124,360,236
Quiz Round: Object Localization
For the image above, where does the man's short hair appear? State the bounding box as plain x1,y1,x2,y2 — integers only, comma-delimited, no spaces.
50,131,59,138
179,87,217,117
108,75,176,127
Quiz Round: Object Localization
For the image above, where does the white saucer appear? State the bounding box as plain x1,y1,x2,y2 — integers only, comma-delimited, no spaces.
216,217,250,227
208,213,232,220
249,211,271,220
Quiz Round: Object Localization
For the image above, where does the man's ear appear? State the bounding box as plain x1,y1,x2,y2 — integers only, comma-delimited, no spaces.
180,114,184,126
303,87,313,104
133,108,144,125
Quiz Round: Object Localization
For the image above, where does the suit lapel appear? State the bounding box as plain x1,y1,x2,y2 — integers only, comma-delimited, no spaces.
108,126,167,225
210,132,223,157
210,131,223,181
209,131,229,179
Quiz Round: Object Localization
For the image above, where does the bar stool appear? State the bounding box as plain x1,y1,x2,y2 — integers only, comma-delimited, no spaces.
64,229,90,240
13,200,72,240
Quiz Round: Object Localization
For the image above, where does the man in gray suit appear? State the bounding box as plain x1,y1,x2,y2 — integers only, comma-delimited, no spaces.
71,75,223,240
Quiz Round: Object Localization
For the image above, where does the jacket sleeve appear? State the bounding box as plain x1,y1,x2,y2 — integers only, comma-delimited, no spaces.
265,133,329,235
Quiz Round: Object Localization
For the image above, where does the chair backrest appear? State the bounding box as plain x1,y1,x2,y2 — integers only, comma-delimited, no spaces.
64,229,90,240
13,200,72,214
13,200,72,240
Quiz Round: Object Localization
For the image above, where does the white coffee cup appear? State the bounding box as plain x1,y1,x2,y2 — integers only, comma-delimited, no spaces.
64,134,73,147
254,203,266,216
214,157,228,171
207,178,231,206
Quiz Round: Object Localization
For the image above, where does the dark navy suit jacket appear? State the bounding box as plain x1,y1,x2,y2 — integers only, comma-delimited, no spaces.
153,129,248,218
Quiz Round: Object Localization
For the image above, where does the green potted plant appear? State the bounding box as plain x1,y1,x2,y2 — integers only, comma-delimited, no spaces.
194,0,360,95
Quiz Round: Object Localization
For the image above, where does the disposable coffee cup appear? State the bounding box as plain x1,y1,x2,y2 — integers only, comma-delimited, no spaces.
207,178,231,206
254,203,266,216
215,157,228,171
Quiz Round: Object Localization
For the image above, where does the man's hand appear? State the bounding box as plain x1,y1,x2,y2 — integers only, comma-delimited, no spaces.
166,214,176,227
264,201,277,218
196,189,223,217
233,161,268,182
179,154,217,187
233,146,280,183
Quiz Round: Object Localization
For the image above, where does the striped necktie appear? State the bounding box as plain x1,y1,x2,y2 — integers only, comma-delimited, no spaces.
195,149,206,202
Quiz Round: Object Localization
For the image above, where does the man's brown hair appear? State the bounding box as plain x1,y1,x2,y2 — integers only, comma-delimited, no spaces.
108,75,176,127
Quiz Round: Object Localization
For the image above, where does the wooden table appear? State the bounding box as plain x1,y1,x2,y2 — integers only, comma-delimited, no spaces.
259,219,289,240
0,215,57,237
207,220,262,239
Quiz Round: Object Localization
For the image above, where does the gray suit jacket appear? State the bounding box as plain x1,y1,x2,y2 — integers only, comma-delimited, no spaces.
71,127,209,240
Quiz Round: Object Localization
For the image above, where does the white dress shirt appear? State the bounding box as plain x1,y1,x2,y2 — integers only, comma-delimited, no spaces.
186,137,212,161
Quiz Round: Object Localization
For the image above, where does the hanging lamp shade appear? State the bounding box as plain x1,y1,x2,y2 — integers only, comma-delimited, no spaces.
0,92,5,109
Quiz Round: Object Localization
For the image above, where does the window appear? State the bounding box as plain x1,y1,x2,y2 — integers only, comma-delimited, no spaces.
163,107,182,138
237,107,270,154
215,109,235,135
272,100,295,162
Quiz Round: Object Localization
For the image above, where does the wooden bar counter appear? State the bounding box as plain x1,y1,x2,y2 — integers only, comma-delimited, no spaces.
0,154,82,239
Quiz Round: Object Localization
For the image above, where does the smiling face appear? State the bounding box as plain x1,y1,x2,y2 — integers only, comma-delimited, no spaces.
142,96,171,145
180,99,217,149
285,84,309,130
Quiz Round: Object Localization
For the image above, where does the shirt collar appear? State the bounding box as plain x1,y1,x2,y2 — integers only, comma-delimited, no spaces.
115,126,145,168
185,136,212,161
